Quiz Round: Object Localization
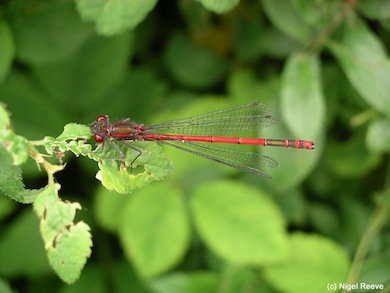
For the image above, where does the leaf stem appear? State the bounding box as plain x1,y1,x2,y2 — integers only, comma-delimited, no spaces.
343,193,389,290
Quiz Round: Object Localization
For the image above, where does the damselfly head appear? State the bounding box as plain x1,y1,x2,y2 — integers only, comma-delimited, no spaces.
88,115,110,143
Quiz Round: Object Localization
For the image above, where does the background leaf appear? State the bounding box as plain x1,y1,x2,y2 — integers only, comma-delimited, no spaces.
164,33,228,89
0,20,14,83
200,0,240,13
329,14,390,115
76,0,158,36
120,183,190,278
264,233,349,293
281,52,325,139
8,0,92,64
191,181,288,264
94,142,174,194
1,0,389,290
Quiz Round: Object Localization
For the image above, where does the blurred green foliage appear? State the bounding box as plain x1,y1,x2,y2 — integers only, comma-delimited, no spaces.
1,0,390,292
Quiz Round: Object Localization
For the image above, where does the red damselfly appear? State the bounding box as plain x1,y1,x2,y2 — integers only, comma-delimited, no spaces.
89,102,314,178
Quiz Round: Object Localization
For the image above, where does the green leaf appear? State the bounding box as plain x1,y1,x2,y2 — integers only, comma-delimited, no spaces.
47,221,92,284
358,0,390,20
200,0,239,13
93,141,174,194
366,118,390,153
34,186,81,245
0,210,50,277
149,272,219,293
263,233,349,293
32,33,132,110
0,105,30,165
0,144,39,203
9,0,92,64
328,14,390,116
56,123,92,141
191,181,288,264
292,0,344,27
120,183,189,278
0,70,68,139
164,33,228,89
94,186,128,233
281,52,325,139
94,186,129,232
33,184,92,283
0,20,14,83
262,0,312,42
0,103,10,132
0,279,13,293
41,123,93,157
76,0,158,36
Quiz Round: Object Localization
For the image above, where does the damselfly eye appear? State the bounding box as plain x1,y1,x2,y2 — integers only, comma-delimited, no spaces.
96,115,108,122
93,134,104,143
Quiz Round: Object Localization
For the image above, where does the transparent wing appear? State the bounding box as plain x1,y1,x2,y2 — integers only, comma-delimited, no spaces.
159,140,279,178
146,102,279,136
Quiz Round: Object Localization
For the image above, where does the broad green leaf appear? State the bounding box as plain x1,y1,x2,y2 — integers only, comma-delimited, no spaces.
0,210,50,277
366,118,390,153
56,123,92,141
32,33,132,110
293,0,344,27
262,0,312,42
281,52,325,139
358,0,390,20
0,144,40,203
191,181,288,264
264,233,349,293
9,0,92,64
164,33,228,89
94,186,128,233
33,184,92,283
149,272,219,293
328,14,390,116
200,0,239,13
94,141,174,194
0,20,14,83
76,0,158,36
34,185,81,246
120,183,189,278
0,280,13,293
47,221,92,284
0,70,68,139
